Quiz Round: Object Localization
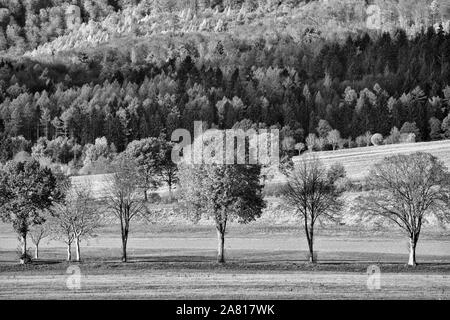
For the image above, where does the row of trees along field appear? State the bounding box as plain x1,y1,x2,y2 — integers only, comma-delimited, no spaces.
0,0,450,266
1,146,449,266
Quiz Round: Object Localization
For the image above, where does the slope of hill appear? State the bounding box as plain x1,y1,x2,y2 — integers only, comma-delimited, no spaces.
274,139,450,181
73,140,450,199
23,0,450,62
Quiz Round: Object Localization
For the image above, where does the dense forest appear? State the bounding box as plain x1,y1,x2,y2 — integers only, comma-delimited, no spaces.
0,0,450,175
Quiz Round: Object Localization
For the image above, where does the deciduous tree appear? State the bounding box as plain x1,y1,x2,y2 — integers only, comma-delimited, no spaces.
47,201,75,261
66,184,101,262
178,138,265,263
106,154,146,262
125,135,178,201
282,155,343,263
29,223,49,260
327,129,341,150
0,159,61,264
357,152,450,266
429,117,442,140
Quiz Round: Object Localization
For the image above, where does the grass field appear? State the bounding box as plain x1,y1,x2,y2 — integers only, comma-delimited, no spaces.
1,223,449,299
289,140,450,181
1,267,449,299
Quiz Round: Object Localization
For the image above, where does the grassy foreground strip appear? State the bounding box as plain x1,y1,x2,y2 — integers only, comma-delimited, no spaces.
0,261,449,300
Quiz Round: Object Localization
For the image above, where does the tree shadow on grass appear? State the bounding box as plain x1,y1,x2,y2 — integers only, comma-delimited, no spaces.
27,259,60,265
128,255,217,263
1,249,450,273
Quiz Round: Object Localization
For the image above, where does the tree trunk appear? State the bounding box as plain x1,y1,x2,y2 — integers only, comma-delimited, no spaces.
144,190,148,202
308,240,315,263
19,233,29,264
34,244,39,260
75,237,81,262
67,244,72,261
168,183,173,202
304,220,316,264
21,234,27,256
408,237,417,266
217,229,225,263
121,235,128,263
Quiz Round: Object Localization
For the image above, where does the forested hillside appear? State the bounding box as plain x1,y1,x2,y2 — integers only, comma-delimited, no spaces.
1,0,449,56
1,0,450,175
